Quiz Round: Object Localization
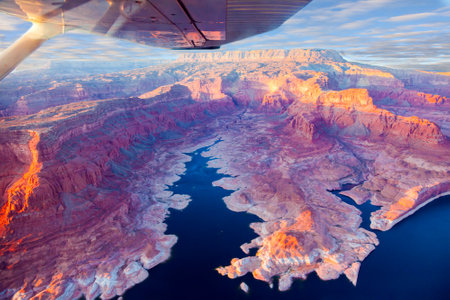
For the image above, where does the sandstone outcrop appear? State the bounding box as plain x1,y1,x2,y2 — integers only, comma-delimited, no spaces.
239,282,249,293
0,49,449,298
177,49,347,64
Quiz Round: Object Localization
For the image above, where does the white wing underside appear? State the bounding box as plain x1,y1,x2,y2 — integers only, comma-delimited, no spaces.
0,0,312,80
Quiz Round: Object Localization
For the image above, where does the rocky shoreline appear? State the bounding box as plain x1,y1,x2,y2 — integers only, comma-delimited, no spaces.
0,49,448,298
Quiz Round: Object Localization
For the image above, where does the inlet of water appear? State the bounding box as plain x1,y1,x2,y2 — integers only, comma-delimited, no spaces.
122,147,450,299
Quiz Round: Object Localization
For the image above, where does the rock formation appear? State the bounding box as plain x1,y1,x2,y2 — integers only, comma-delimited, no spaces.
0,49,449,299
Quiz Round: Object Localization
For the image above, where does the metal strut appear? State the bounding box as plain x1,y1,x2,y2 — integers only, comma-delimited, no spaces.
0,22,63,81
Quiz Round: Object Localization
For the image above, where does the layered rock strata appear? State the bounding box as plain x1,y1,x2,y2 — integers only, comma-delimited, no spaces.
0,49,449,298
0,87,236,299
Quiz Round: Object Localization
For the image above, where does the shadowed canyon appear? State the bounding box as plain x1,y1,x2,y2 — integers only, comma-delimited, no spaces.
0,49,449,299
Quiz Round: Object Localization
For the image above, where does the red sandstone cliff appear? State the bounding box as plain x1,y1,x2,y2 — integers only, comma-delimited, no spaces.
0,49,449,299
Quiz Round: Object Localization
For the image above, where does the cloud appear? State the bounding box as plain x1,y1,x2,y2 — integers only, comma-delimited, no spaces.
339,17,379,30
387,12,437,22
1,0,449,72
255,0,450,71
298,0,394,23
0,14,24,31
376,30,441,39
330,0,392,16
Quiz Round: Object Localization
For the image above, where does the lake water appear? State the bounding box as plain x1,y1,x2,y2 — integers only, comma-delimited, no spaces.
122,146,450,300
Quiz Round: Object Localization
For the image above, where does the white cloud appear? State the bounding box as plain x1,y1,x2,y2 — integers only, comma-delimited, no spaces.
1,0,449,72
0,14,25,31
387,12,437,22
339,17,380,30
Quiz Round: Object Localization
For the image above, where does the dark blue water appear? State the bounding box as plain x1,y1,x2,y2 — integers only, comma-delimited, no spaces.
331,186,379,231
123,145,261,300
123,147,450,300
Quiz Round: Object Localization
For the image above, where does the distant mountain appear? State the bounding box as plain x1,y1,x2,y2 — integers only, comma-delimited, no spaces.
176,49,346,63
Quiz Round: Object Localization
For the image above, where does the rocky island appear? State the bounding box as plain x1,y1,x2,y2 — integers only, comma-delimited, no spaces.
0,49,449,299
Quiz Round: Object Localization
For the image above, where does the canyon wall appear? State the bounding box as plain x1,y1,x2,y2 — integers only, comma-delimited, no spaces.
0,49,449,299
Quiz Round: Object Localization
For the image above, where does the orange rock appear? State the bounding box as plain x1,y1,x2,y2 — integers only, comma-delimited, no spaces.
0,130,41,233
1,48,448,298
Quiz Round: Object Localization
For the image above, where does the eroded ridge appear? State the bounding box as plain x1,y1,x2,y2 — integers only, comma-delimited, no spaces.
207,114,379,289
0,49,449,298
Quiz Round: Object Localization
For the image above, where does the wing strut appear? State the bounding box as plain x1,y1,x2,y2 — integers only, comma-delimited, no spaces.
0,22,62,81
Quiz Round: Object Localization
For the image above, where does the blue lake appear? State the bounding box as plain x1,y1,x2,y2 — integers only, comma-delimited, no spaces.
122,146,450,300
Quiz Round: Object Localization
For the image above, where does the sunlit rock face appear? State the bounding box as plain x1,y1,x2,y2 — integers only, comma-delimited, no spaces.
0,49,449,299
0,67,179,116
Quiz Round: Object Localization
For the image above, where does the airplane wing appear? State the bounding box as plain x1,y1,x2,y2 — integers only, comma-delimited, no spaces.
0,0,312,80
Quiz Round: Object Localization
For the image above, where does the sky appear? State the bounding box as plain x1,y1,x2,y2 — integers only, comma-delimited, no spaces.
0,0,449,72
